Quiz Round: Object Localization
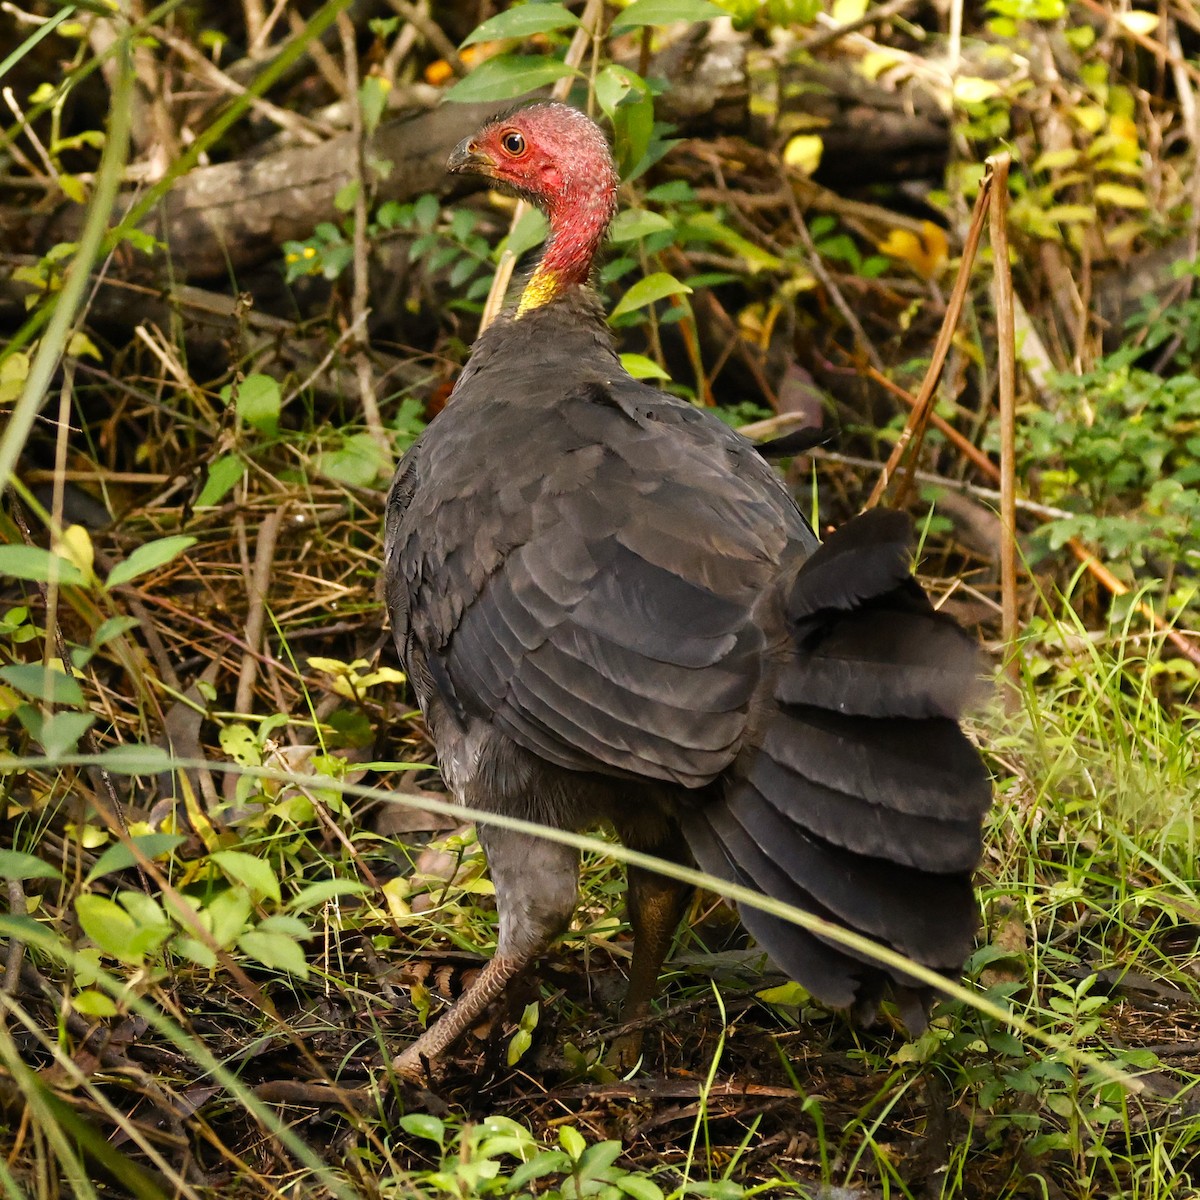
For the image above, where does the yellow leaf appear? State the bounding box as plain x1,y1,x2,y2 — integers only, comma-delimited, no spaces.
1073,105,1106,134
1094,182,1148,208
55,525,95,578
831,0,867,22
1104,220,1147,249
1032,148,1081,172
953,76,1001,105
783,134,823,176
67,331,102,360
877,221,948,280
59,174,87,204
1117,10,1158,37
859,49,905,80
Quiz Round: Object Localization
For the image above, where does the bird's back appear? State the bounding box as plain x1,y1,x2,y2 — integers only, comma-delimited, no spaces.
386,297,818,793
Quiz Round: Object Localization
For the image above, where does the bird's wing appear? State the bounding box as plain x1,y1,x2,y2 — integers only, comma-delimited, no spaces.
389,378,814,787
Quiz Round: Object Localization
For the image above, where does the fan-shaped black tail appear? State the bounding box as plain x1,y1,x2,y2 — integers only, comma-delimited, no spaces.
684,509,992,1021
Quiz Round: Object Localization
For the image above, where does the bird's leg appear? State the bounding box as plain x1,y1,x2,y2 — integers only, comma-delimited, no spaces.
607,830,692,1069
392,823,579,1082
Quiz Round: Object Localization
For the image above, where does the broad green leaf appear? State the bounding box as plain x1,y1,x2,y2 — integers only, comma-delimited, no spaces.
205,887,254,947
358,73,390,136
757,980,809,1005
681,212,783,271
399,1113,445,1144
609,272,692,319
86,834,186,884
105,535,197,590
238,930,308,978
0,850,62,881
288,878,372,911
0,544,84,585
0,663,85,707
315,432,390,487
72,989,118,1017
617,1178,664,1200
610,0,724,30
98,742,174,774
462,4,581,46
224,373,281,434
609,209,673,243
619,352,670,381
558,1125,586,1160
75,894,140,962
256,914,310,939
37,711,94,758
444,55,576,103
594,63,645,120
196,453,244,507
497,207,549,261
211,850,282,903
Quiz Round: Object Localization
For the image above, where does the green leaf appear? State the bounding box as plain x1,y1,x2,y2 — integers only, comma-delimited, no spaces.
288,878,372,912
211,850,282,903
238,930,308,978
462,4,581,46
594,63,645,120
610,0,725,30
223,373,281,434
72,989,118,1017
315,432,390,487
37,711,94,758
399,1113,445,1145
75,894,141,962
205,887,254,947
105,535,197,590
444,55,576,104
196,453,244,507
98,742,173,775
497,207,549,261
609,272,692,319
609,209,674,243
619,353,670,381
0,850,62,881
559,1125,587,1160
1094,182,1148,208
617,1177,664,1200
0,545,85,585
359,74,390,136
0,663,85,707
85,834,186,884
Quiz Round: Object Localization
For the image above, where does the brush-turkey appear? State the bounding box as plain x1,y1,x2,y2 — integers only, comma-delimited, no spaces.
383,102,991,1080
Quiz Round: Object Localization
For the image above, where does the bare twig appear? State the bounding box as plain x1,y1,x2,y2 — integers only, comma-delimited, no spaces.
338,12,389,454
235,506,285,716
864,168,994,510
988,153,1019,691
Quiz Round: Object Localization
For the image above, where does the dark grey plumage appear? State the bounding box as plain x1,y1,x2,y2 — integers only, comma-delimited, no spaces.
384,288,991,1074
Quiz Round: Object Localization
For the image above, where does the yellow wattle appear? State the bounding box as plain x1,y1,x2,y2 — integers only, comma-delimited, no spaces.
515,265,561,316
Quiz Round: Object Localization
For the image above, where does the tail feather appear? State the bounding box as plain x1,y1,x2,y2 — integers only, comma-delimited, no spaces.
686,808,865,1008
746,753,981,873
683,510,991,1021
780,606,983,719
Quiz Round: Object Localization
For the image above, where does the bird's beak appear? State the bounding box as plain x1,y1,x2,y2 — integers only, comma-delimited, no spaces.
447,136,495,177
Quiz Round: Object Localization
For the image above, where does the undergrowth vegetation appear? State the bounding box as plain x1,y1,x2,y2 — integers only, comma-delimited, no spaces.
1,0,1199,1197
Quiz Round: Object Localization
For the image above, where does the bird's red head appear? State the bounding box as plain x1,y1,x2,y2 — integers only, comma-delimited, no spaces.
449,103,620,312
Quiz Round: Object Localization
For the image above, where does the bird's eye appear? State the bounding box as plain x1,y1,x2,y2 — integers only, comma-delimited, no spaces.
500,130,526,157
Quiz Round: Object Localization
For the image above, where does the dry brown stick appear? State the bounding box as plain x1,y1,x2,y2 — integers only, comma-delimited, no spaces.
988,152,1019,691
339,13,390,455
235,506,285,716
864,367,996,479
864,166,994,511
479,0,606,332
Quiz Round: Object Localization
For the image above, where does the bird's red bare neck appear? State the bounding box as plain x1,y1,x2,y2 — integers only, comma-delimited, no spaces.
517,178,617,314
